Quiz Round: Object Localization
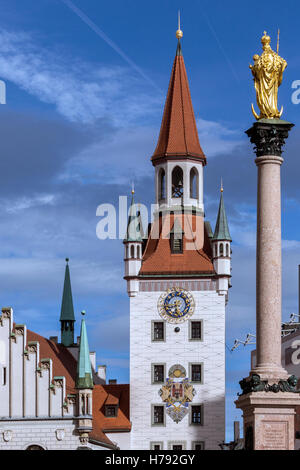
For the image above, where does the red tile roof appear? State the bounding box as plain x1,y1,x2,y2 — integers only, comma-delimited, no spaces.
90,384,130,437
151,42,206,165
140,213,214,276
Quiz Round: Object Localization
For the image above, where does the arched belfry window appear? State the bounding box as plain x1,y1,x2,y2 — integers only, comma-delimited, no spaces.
226,244,229,257
159,169,166,199
190,168,198,199
172,166,183,198
130,245,135,258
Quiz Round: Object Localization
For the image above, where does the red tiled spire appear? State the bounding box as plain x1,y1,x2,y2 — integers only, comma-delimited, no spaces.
151,40,206,165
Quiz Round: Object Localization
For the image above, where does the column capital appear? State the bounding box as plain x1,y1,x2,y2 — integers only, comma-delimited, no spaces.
246,119,294,158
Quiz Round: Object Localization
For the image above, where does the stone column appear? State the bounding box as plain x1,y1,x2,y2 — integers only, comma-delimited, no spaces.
235,119,300,450
253,122,290,380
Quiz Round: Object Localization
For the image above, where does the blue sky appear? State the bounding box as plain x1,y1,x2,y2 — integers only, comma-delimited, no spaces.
1,0,300,441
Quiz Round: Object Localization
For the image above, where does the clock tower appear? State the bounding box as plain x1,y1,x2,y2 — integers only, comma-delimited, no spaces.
125,26,231,450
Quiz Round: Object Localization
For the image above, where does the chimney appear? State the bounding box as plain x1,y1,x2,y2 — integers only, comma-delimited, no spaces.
234,421,240,441
97,365,106,383
89,351,96,370
109,379,117,385
49,336,58,344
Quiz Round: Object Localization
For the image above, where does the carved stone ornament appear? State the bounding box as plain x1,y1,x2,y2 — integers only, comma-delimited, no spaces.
238,374,300,395
67,395,77,405
79,433,89,445
3,430,13,442
28,343,37,354
1,308,12,319
15,326,24,336
40,361,50,371
55,429,65,441
246,120,294,158
53,379,63,388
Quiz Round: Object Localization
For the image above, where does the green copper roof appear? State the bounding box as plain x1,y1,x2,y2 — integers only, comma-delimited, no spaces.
204,221,213,239
213,192,231,241
124,193,143,242
60,259,75,322
76,312,93,390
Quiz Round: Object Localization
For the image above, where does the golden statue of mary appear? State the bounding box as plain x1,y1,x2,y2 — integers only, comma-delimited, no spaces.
250,31,287,120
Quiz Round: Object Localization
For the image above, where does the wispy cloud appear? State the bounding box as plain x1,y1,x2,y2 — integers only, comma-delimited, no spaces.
197,118,243,156
0,29,160,125
5,194,56,213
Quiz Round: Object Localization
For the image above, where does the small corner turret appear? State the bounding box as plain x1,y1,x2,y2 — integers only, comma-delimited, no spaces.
212,185,232,295
123,189,143,297
76,310,93,446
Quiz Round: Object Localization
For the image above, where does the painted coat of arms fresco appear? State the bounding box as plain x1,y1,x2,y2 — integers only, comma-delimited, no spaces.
159,365,196,423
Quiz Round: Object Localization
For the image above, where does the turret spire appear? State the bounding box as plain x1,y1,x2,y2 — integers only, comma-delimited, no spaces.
60,258,75,347
124,191,143,242
213,187,231,241
76,311,93,389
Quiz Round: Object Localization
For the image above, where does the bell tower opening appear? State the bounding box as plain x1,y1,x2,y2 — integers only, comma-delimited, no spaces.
190,167,198,199
172,166,183,198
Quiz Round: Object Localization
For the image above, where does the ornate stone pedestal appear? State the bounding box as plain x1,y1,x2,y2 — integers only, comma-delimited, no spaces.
235,119,300,450
236,392,300,450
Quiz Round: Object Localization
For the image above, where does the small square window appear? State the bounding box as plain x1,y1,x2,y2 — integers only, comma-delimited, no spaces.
153,405,164,425
167,441,186,450
190,321,202,340
150,442,163,450
191,364,202,383
153,322,164,341
152,364,165,383
191,405,202,425
105,405,117,417
192,441,205,450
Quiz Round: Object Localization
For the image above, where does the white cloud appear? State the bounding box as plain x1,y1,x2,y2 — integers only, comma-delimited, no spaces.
0,29,160,125
196,117,243,156
5,194,56,213
60,126,155,184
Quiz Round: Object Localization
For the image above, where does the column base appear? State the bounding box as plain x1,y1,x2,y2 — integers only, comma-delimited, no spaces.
250,365,289,382
235,392,300,450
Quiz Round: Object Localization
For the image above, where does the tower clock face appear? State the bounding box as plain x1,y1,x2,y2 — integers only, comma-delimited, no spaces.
157,287,195,324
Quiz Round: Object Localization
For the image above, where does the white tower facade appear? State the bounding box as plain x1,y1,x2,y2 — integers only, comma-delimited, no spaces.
126,33,231,450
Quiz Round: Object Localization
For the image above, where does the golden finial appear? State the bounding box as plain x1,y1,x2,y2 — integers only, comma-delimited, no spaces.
131,181,135,195
220,178,224,193
176,11,183,39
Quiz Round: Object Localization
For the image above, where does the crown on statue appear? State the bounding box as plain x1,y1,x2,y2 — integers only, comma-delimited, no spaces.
261,31,271,46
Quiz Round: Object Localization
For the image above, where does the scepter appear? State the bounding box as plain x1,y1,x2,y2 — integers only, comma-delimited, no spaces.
277,28,280,54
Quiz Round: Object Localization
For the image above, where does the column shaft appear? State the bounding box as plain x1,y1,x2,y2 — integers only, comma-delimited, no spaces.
255,155,284,377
